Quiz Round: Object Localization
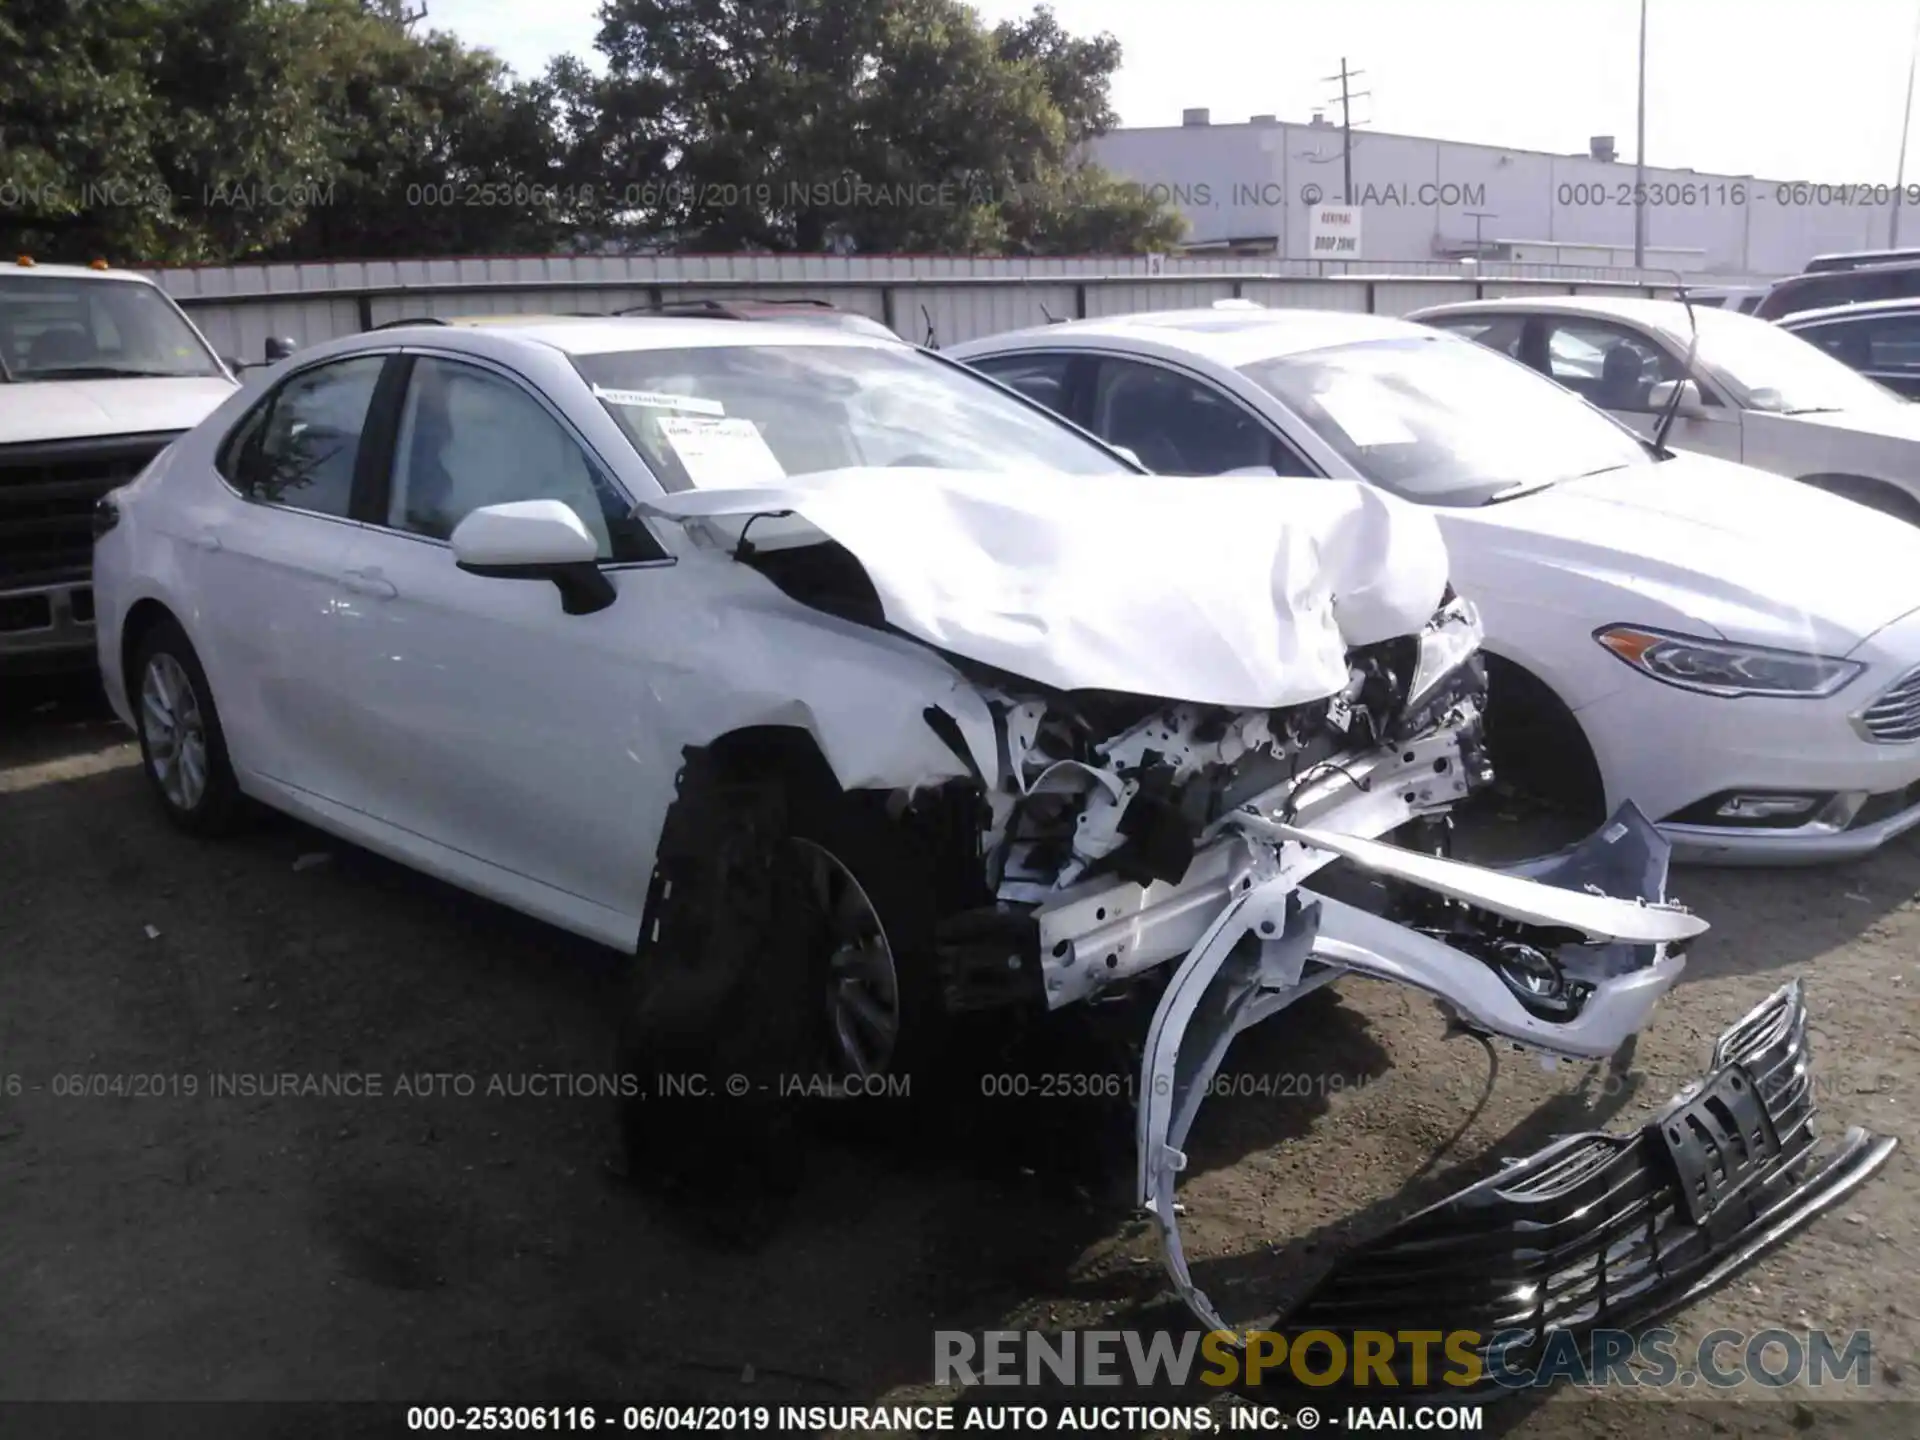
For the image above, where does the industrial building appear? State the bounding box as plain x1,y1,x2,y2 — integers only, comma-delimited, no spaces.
1092,109,1904,278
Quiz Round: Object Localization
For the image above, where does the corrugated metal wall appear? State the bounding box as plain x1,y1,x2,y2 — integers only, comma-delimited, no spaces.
139,252,1724,362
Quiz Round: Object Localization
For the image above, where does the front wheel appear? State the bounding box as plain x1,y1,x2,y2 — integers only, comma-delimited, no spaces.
614,755,944,1197
131,619,246,836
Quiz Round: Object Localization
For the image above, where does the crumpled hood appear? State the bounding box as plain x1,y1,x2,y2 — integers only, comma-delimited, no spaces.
638,467,1450,709
1457,452,1920,651
0,376,237,445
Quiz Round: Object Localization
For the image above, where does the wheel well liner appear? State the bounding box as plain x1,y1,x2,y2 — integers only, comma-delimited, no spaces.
119,598,180,711
1481,651,1606,817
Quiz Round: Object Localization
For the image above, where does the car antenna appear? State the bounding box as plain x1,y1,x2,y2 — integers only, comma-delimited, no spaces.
920,304,939,350
1651,269,1699,456
1038,301,1059,323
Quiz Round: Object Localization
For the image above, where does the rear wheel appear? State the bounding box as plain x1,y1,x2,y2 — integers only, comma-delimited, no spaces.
131,619,245,836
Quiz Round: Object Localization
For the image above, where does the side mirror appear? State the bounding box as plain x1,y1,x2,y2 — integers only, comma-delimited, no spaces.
450,500,615,615
1219,464,1282,478
220,355,244,374
263,336,297,363
1648,377,1709,417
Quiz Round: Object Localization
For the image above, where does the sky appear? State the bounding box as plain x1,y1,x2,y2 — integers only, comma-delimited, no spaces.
427,0,1920,185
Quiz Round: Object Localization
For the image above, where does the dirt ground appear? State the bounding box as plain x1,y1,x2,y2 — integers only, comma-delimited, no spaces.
2,671,1916,1438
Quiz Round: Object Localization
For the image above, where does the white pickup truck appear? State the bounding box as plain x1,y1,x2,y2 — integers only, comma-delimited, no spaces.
1,260,238,672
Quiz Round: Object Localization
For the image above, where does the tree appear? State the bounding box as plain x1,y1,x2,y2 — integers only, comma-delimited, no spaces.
0,0,574,265
578,0,1182,255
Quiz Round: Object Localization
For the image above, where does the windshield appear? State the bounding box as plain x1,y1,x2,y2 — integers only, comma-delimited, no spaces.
1240,333,1651,506
575,342,1131,488
0,275,225,380
1692,307,1902,413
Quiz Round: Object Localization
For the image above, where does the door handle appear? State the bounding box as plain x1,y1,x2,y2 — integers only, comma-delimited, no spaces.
190,529,222,552
341,567,398,599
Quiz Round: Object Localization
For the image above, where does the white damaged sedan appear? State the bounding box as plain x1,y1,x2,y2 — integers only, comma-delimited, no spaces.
952,309,1920,864
91,316,1890,1362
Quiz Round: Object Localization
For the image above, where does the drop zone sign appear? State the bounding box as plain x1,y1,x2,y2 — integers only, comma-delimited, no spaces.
1308,205,1363,258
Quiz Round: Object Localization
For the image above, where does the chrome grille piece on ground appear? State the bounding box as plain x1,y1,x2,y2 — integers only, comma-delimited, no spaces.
1278,981,1896,1389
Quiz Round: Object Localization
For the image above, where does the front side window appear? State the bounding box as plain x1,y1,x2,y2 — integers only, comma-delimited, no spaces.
386,357,658,561
0,275,225,379
1541,320,1685,414
1862,314,1920,373
573,341,1130,490
971,352,1076,412
221,354,385,516
1088,358,1303,475
1794,321,1867,368
1241,333,1651,507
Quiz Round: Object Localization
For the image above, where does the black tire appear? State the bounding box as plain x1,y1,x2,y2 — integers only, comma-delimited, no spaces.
130,618,246,837
613,751,944,1216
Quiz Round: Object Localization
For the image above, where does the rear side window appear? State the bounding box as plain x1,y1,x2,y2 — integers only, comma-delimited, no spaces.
217,355,386,516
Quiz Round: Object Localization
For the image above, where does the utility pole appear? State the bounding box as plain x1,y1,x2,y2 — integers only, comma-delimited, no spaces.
1322,59,1369,203
1893,0,1920,246
1633,0,1648,269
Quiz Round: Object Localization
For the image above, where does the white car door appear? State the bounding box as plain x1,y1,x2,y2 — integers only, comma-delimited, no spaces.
325,352,686,946
1536,315,1745,462
186,352,389,802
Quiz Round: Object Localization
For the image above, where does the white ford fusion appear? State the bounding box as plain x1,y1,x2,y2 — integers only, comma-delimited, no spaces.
92,316,1890,1349
950,308,1920,864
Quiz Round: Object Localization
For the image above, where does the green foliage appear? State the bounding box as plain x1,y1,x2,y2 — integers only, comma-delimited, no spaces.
0,0,1180,263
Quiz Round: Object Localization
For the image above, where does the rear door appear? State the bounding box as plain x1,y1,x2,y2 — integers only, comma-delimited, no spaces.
190,351,393,800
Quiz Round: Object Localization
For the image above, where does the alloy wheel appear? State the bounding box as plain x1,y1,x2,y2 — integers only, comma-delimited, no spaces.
141,652,208,812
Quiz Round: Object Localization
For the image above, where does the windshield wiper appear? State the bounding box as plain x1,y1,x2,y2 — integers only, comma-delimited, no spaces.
18,364,192,380
1780,405,1843,416
1485,478,1561,503
1485,462,1632,504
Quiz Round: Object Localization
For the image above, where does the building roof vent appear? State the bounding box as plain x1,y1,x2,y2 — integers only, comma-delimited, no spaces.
1182,107,1211,126
1590,134,1617,162
1251,113,1278,124
1309,109,1329,127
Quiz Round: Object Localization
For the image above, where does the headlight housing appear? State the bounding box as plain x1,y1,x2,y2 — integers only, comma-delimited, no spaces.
1409,591,1484,707
1594,625,1863,698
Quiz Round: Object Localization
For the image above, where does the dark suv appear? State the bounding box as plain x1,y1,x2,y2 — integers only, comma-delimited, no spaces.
1755,258,1920,320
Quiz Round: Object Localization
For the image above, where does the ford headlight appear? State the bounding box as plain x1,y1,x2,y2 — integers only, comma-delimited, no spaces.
1594,625,1863,698
1409,592,1484,706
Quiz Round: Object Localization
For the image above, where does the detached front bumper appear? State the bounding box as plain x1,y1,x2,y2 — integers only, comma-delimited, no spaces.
1134,804,1894,1358
1286,981,1895,1387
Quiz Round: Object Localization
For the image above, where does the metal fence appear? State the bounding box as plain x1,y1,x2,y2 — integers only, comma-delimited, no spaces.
139,252,1764,363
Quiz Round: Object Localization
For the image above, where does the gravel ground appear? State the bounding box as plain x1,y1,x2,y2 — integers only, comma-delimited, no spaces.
2,672,1916,1438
